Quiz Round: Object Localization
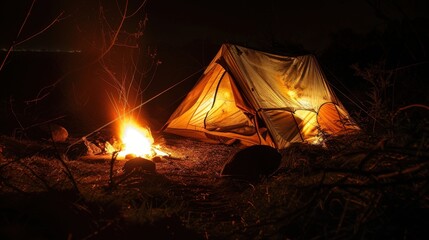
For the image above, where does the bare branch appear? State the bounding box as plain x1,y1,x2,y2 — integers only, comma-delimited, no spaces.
126,0,148,19
17,0,37,37
15,12,68,46
0,2,66,72
9,97,25,133
97,0,129,63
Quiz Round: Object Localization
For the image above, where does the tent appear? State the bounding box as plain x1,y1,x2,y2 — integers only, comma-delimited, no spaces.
162,44,359,149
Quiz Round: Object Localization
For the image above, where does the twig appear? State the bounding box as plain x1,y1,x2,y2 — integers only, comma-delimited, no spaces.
22,115,66,131
0,0,36,72
113,169,138,185
392,104,429,119
81,220,115,240
376,162,429,180
230,188,323,237
108,151,119,189
336,198,349,234
14,12,68,46
355,192,383,229
18,161,52,191
378,147,429,158
97,0,128,63
17,0,36,38
318,177,428,189
0,2,66,72
9,97,25,136
49,128,80,193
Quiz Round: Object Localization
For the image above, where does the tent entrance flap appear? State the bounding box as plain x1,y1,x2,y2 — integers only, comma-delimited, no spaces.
204,73,256,136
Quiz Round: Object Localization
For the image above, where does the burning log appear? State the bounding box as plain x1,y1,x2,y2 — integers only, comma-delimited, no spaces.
82,137,102,156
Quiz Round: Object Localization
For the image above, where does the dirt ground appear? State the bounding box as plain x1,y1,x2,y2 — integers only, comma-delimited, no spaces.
1,130,428,240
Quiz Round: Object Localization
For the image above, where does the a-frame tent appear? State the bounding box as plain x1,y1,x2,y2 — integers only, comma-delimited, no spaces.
162,44,359,149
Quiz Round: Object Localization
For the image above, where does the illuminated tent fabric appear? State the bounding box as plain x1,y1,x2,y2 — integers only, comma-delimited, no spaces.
162,44,359,149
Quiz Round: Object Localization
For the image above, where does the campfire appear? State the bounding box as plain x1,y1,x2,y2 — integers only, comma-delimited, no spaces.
81,119,169,161
116,119,154,158
113,119,169,160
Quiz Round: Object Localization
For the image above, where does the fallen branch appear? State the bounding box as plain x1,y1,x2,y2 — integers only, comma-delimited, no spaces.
376,162,429,180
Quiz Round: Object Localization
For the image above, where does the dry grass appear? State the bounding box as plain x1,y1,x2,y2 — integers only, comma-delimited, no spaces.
0,128,428,240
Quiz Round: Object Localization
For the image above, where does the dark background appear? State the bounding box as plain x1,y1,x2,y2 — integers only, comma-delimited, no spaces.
1,0,428,136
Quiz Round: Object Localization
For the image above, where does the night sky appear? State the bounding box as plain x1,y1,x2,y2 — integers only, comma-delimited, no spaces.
146,0,382,51
2,1,428,50
2,0,427,50
1,0,428,133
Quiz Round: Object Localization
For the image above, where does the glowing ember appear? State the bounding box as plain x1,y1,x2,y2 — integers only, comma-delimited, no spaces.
118,120,154,158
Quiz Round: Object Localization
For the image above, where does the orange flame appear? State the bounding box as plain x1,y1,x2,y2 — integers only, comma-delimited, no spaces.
118,120,154,158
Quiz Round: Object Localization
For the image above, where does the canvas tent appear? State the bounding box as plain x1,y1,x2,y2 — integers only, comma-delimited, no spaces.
162,44,359,149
